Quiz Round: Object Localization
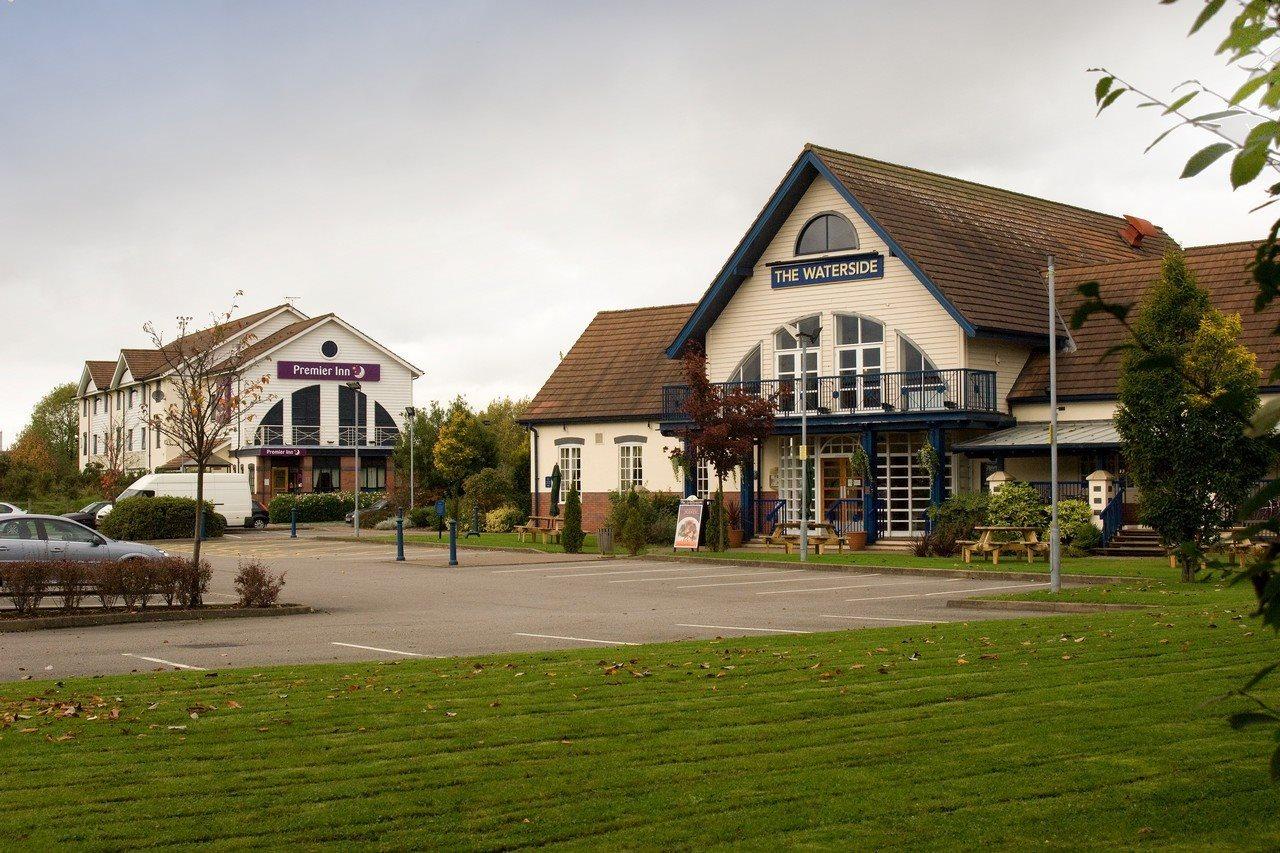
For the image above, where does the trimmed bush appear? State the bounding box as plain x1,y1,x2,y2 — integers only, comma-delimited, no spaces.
985,482,1047,530
620,492,648,556
921,492,990,556
0,557,210,613
408,506,440,529
100,496,226,541
0,562,50,614
268,491,383,524
485,505,525,534
607,489,679,545
235,559,286,607
562,488,584,553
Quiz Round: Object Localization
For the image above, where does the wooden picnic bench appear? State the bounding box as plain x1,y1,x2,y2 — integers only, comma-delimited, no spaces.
766,521,847,555
515,515,564,544
959,526,1047,565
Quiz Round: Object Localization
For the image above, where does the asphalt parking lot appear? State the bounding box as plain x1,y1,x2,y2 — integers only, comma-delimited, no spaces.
0,534,1055,681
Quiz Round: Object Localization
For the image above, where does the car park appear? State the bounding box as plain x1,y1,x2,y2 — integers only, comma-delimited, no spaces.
61,500,114,529
0,514,169,562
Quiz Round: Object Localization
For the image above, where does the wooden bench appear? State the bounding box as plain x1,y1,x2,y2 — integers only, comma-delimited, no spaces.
962,526,1047,565
516,515,564,544
767,522,843,555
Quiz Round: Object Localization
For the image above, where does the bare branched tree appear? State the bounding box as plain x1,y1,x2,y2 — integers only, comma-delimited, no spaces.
97,404,132,500
144,292,272,604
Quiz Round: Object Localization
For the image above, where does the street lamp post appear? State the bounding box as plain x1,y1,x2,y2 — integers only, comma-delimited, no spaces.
347,381,362,538
789,323,821,563
404,406,416,511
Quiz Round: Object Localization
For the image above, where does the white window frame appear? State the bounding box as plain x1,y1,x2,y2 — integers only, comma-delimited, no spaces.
559,445,582,494
618,443,643,491
834,313,884,411
773,316,821,413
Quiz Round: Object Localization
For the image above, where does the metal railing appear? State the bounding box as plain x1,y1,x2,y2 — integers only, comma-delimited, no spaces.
292,424,320,446
338,426,364,446
1028,481,1089,504
255,425,283,446
1099,483,1127,547
662,368,996,421
755,499,786,536
373,426,399,447
824,497,864,534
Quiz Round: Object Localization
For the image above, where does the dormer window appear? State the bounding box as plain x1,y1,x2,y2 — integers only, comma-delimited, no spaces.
796,212,859,256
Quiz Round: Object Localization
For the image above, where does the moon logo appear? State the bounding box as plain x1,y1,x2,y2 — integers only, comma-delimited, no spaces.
351,365,366,380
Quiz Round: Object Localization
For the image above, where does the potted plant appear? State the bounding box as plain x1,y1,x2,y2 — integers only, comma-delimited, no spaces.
724,499,743,548
845,438,872,551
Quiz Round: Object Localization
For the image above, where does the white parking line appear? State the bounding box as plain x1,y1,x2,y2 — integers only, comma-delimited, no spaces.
513,632,639,646
121,653,205,671
820,614,948,624
611,569,807,584
489,564,606,574
841,582,1049,603
331,642,437,658
547,567,709,578
676,623,811,634
757,579,941,596
676,575,830,589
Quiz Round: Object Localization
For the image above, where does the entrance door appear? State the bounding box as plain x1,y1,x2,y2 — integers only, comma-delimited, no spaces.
820,457,850,531
877,432,932,537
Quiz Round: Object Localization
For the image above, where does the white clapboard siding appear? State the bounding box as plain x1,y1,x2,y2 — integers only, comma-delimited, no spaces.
964,338,1030,415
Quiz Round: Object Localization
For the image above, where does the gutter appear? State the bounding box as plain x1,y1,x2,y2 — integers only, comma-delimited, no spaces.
528,425,540,514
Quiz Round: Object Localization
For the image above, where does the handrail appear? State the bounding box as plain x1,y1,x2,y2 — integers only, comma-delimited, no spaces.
824,497,864,534
1028,481,1089,504
662,368,997,421
757,499,786,536
1099,483,1127,547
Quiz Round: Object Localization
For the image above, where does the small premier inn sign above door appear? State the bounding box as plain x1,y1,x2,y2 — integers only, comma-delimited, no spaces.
769,251,885,289
277,360,381,382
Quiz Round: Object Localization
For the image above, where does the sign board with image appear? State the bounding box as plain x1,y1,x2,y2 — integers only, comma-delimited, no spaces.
673,500,705,551
276,360,381,382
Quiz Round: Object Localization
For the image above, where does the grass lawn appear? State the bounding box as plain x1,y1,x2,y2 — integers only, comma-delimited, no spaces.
395,531,601,553
2,596,1278,847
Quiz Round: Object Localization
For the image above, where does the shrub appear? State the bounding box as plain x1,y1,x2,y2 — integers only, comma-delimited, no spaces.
607,489,677,545
235,559,286,607
649,491,681,519
53,561,88,611
409,506,440,529
1054,499,1093,535
374,518,399,530
620,492,648,556
0,562,50,614
268,491,382,524
985,482,1047,530
485,505,525,534
118,560,156,609
923,492,990,556
357,502,400,529
706,492,728,552
649,512,677,546
562,488,584,553
173,559,212,608
100,496,227,541
87,563,122,609
1067,520,1103,555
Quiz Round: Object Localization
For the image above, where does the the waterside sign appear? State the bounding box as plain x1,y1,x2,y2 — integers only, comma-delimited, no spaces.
769,251,885,289
276,361,381,382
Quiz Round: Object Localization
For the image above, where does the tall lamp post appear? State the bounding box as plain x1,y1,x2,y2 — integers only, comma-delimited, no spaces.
346,380,363,538
404,406,416,511
788,322,821,563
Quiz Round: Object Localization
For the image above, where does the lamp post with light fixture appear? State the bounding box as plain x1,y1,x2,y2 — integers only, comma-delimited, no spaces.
404,406,416,511
787,322,821,563
346,380,362,537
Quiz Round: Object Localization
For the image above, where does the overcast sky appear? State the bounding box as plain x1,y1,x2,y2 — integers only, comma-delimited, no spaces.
0,0,1270,442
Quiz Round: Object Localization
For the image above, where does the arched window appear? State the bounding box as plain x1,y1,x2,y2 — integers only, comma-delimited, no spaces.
835,314,884,410
255,400,284,445
290,386,320,445
728,344,762,386
796,212,859,255
774,315,821,412
339,383,367,446
373,402,399,447
898,334,943,411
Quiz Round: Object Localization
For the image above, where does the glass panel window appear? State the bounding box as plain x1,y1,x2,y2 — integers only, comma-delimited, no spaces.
796,213,858,255
729,345,762,385
44,519,99,543
696,460,710,499
312,460,340,492
619,444,643,491
835,315,884,411
0,519,38,540
774,316,821,412
559,445,582,494
360,460,386,491
900,337,936,373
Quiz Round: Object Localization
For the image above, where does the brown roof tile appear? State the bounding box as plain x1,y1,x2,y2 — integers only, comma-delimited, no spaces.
84,360,117,390
807,145,1181,339
116,304,298,381
525,304,695,423
1008,241,1276,401
213,314,334,372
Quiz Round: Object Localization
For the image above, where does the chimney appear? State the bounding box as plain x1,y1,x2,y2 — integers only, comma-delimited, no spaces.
1118,214,1159,248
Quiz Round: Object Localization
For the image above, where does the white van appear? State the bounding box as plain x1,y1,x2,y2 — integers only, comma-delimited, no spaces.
117,473,255,528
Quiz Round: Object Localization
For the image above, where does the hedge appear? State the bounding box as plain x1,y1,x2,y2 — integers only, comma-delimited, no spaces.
268,491,383,524
0,558,212,614
99,496,226,541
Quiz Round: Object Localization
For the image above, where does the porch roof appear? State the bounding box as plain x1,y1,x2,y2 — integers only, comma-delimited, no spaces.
953,420,1119,453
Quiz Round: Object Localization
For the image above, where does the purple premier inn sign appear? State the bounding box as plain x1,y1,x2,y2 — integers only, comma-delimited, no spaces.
276,360,381,382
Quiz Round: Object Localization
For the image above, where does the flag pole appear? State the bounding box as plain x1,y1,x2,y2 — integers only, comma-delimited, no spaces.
1048,255,1061,593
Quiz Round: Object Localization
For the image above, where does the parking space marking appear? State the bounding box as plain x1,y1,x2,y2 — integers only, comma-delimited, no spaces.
820,614,948,624
513,632,639,646
676,575,831,589
331,642,437,658
610,569,806,584
489,563,606,574
676,623,811,634
122,653,205,671
546,566,709,579
841,582,1050,603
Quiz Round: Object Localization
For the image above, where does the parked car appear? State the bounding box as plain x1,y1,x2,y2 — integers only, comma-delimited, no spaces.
345,498,391,524
249,500,269,529
61,500,114,530
0,501,24,515
0,513,169,562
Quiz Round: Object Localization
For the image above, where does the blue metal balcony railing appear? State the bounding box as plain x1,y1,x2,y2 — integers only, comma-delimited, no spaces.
662,368,997,422
1028,481,1090,504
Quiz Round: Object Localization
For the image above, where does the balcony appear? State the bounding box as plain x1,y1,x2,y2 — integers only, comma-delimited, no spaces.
292,424,320,446
255,425,284,446
337,426,400,447
661,368,999,425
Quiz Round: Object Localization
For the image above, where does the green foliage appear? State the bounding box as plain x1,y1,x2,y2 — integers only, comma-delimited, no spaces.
619,491,648,556
463,467,510,514
707,490,728,552
408,506,439,529
985,482,1047,530
485,505,525,534
920,492,990,556
268,491,381,523
99,496,226,541
561,488,584,553
607,489,677,544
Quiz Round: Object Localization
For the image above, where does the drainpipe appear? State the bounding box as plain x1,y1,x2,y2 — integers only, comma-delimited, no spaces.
528,425,540,515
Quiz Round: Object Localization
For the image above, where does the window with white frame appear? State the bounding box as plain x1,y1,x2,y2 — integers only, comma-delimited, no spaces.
774,315,821,412
559,445,582,494
728,344,762,386
619,443,643,491
696,460,710,499
126,428,133,451
835,314,884,410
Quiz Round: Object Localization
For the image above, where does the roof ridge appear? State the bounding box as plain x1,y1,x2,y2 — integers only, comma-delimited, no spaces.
805,142,1168,230
597,302,698,315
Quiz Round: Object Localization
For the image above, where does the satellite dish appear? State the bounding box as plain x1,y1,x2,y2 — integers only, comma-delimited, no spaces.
152,389,165,403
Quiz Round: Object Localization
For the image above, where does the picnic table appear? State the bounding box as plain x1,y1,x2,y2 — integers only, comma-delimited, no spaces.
766,521,847,555
958,526,1048,565
515,515,564,544
1219,529,1277,566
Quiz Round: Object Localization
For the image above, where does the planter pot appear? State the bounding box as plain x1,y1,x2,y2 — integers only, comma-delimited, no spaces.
727,527,744,548
845,531,867,551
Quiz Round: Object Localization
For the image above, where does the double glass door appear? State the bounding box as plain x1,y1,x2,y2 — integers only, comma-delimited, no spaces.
776,350,818,413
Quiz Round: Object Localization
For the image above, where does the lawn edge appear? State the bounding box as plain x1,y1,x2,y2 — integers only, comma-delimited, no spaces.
946,598,1155,614
0,603,316,633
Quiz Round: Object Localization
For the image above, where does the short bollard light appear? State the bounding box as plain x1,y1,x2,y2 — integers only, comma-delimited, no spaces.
396,512,405,562
290,506,298,539
448,518,458,567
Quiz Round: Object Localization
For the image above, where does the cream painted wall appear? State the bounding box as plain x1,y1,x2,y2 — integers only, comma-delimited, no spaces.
531,421,681,496
1010,399,1118,422
705,176,963,384
967,338,1030,415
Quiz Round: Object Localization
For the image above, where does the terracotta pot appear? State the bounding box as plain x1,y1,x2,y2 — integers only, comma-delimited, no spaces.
845,531,867,551
727,527,744,548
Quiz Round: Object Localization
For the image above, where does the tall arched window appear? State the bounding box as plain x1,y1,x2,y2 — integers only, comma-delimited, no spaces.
338,383,367,446
774,315,821,411
898,334,943,411
728,344,762,388
290,386,320,445
255,400,284,445
835,314,884,410
796,212,859,255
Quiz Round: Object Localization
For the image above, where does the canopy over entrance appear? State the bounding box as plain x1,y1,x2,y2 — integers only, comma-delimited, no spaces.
953,420,1120,455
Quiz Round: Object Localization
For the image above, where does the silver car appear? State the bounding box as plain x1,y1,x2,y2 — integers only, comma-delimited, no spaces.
0,514,169,562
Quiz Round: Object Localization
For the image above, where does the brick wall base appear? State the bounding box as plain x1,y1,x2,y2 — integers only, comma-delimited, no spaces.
531,491,612,532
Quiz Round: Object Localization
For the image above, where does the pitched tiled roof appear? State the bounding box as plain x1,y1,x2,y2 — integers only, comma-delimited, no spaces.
524,304,695,423
1008,241,1276,402
807,145,1181,339
213,314,334,372
85,361,116,390
103,305,297,382
120,349,168,381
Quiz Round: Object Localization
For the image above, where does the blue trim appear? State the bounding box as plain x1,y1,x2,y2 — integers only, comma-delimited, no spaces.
861,430,878,545
666,150,976,358
739,451,755,540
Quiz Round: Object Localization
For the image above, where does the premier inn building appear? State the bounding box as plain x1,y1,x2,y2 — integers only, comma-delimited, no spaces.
77,304,421,505
524,143,1278,546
